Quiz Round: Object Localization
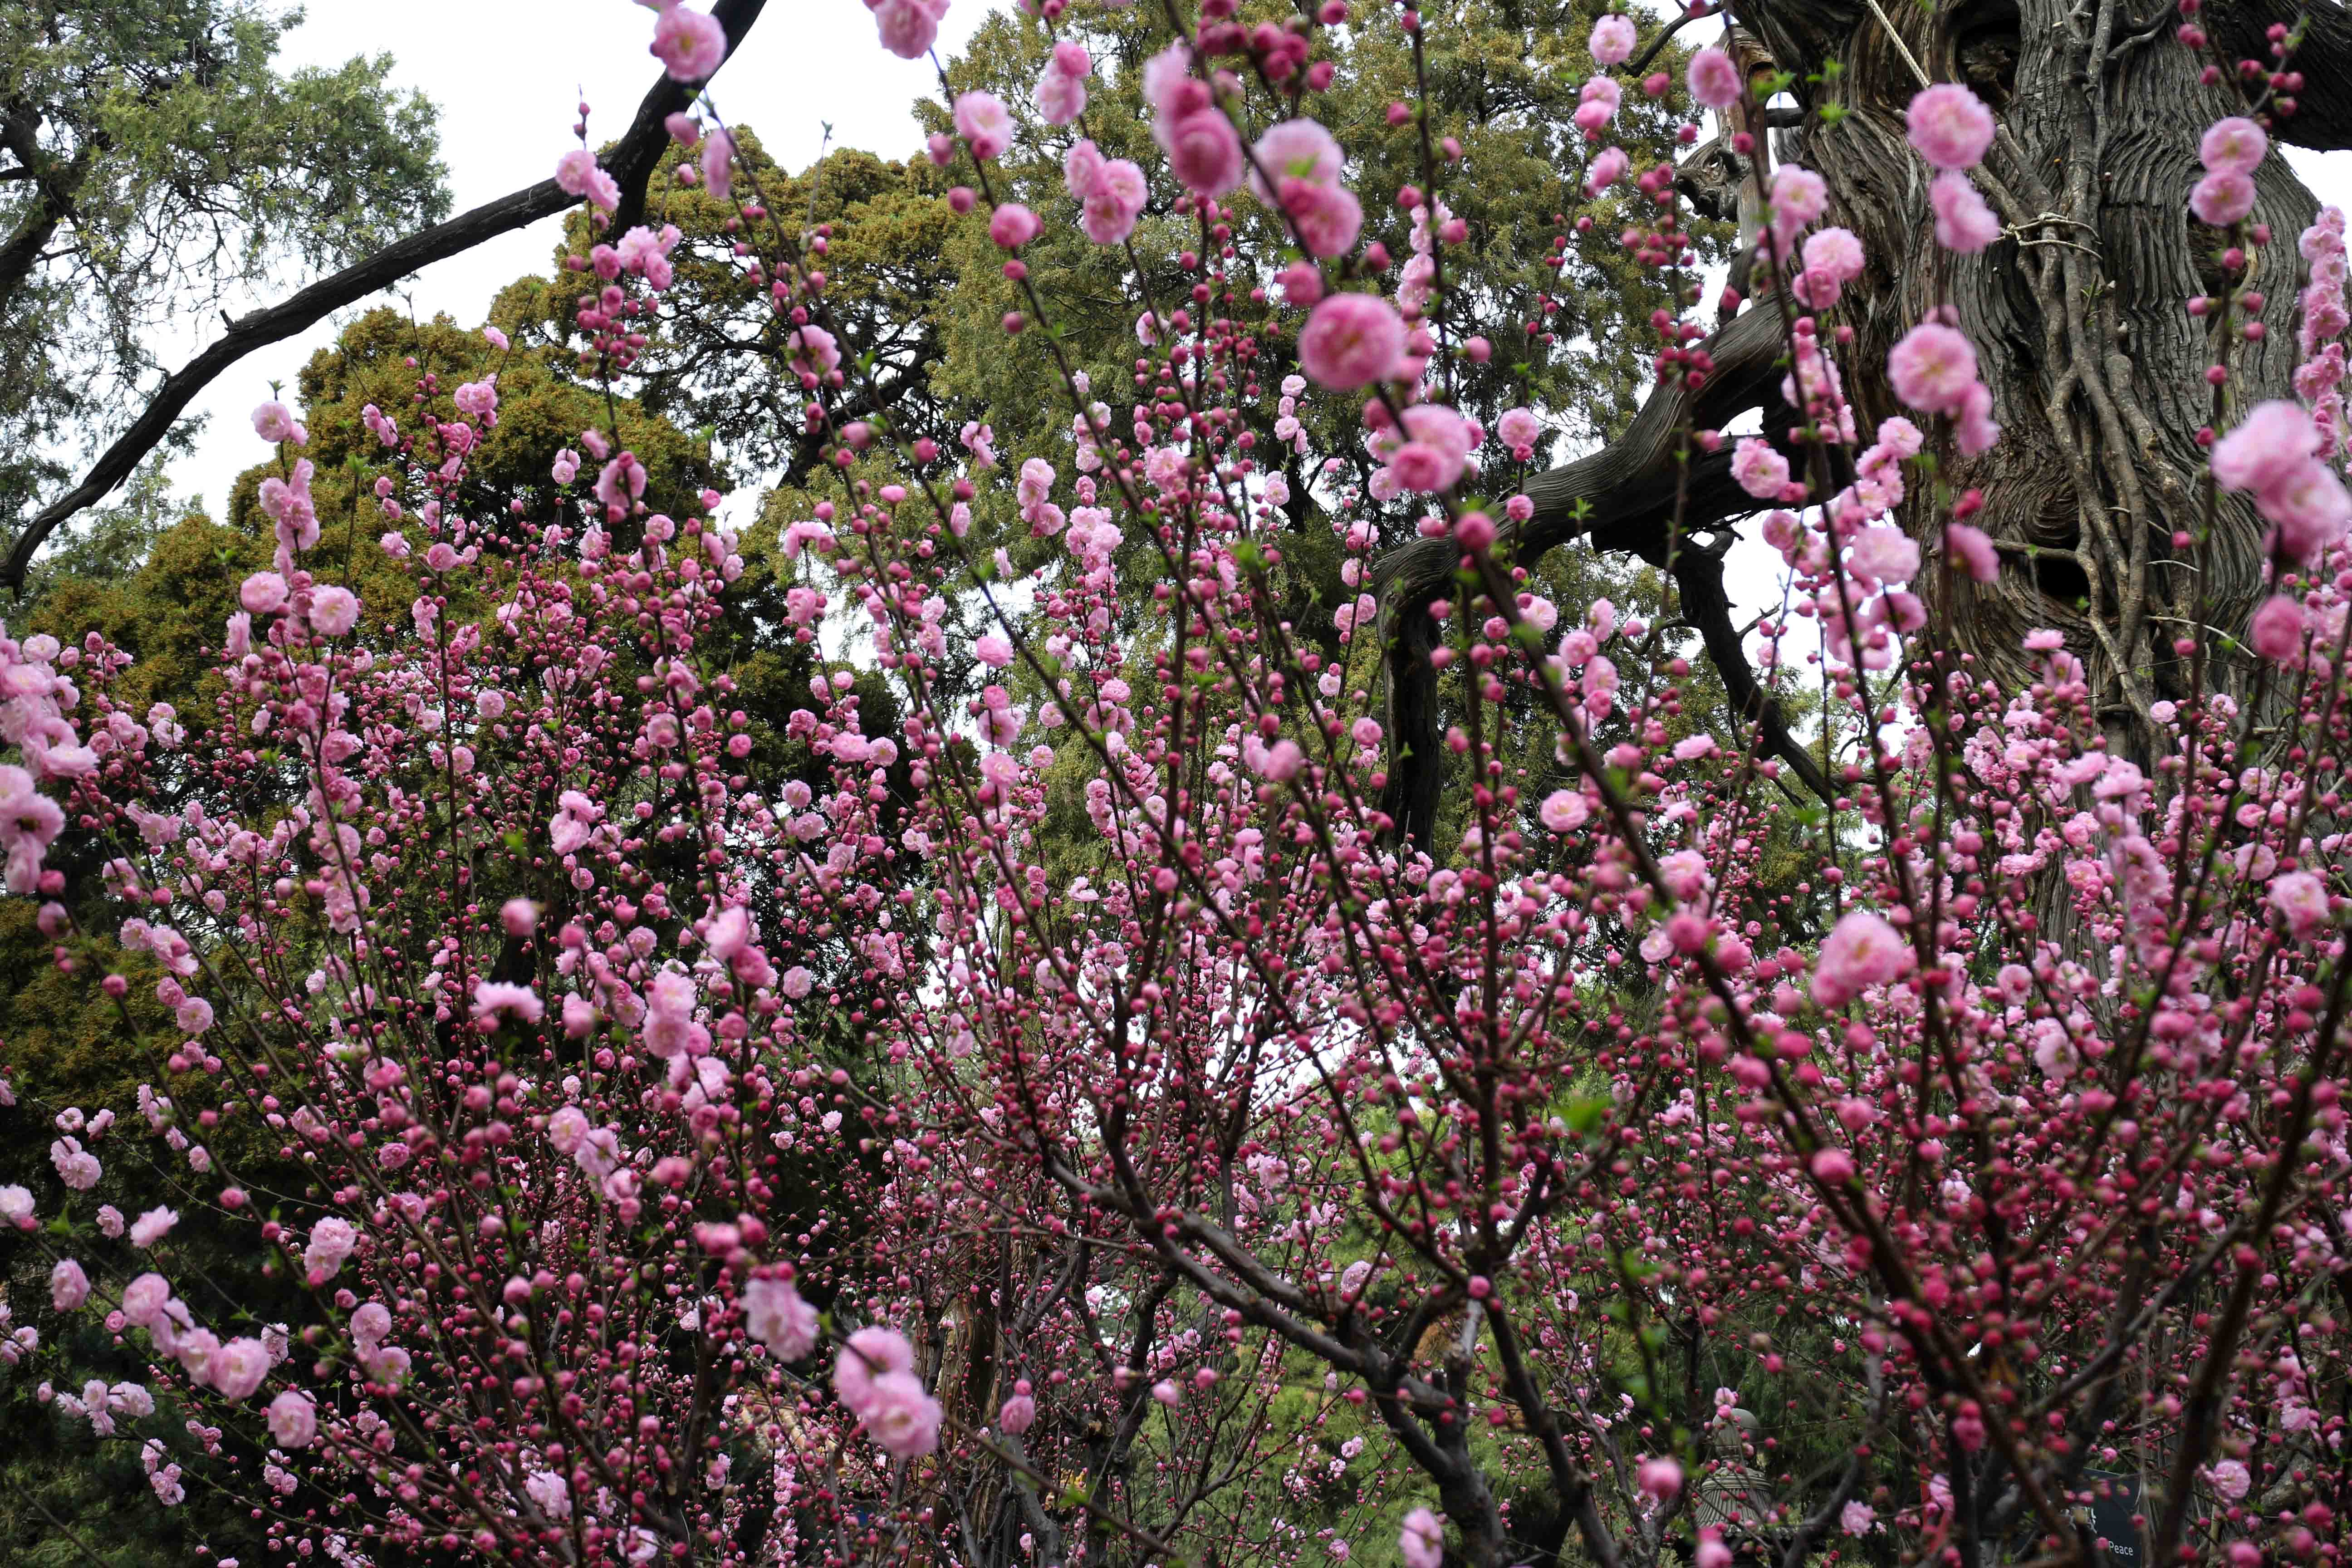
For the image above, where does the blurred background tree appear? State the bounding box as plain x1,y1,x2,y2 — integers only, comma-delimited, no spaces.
0,0,450,544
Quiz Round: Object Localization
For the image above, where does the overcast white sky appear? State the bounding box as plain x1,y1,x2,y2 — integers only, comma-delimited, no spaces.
146,2,2352,648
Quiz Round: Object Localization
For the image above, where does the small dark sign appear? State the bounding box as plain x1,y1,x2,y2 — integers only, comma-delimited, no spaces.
2079,1469,2144,1568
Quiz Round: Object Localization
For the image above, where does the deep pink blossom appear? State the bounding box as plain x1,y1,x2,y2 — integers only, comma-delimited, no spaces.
954,91,1012,161
1812,911,1909,1006
2200,116,2268,176
2190,170,2256,226
1887,322,1980,415
1732,438,1791,500
1905,83,1996,171
1931,171,2001,253
870,0,947,59
1590,13,1637,65
1687,48,1741,109
1166,110,1245,196
1298,294,1405,389
2250,593,2308,662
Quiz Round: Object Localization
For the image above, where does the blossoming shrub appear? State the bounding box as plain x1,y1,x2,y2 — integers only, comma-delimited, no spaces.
0,3,2347,1567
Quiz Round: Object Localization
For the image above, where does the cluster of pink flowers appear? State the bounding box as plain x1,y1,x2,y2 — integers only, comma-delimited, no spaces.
0,6,2347,1568
2191,114,2269,227
1145,43,1244,197
1063,137,1146,245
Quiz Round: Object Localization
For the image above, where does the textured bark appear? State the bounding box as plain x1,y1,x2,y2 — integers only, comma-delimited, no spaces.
0,0,767,595
1730,0,2327,740
1377,304,1828,845
1378,0,2347,838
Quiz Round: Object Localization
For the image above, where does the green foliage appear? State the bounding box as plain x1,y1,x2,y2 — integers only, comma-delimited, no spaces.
508,136,965,489
0,0,451,521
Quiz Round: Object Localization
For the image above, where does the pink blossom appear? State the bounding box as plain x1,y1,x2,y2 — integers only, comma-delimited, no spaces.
1848,524,1921,586
2257,460,2352,561
1540,789,1591,832
864,1370,944,1457
1931,171,2002,253
2190,171,2255,226
835,1325,916,1417
2212,401,2320,490
1166,110,1245,196
649,5,725,80
989,203,1041,249
1802,226,1867,283
309,585,358,637
2271,871,2332,938
1812,911,1909,1006
1687,48,1741,110
1250,118,1343,196
1284,179,1363,259
555,149,618,212
1382,404,1474,494
240,571,289,615
211,1337,272,1400
1590,13,1637,66
121,1273,170,1324
1034,53,1088,125
742,1276,821,1360
1143,43,1207,122
1955,379,2003,455
1065,139,1108,202
701,130,735,200
352,1301,391,1348
252,401,302,443
1812,1147,1857,1183
472,981,544,1026
1732,438,1791,500
955,92,1013,161
870,0,948,60
2212,402,2352,559
1400,1509,1445,1568
2200,117,2268,176
1905,83,1996,171
268,1390,318,1448
999,1381,1038,1435
1497,407,1544,455
1767,164,1828,240
1946,522,2000,583
2250,593,2308,662
1886,322,1980,415
788,323,841,381
304,1216,356,1277
1574,76,1622,137
1298,294,1405,390
1585,146,1629,196
1080,158,1148,245
51,1137,99,1189
50,1258,89,1312
1637,1457,1685,1500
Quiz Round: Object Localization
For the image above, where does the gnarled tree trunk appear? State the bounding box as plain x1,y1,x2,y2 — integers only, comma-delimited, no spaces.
1380,0,2352,845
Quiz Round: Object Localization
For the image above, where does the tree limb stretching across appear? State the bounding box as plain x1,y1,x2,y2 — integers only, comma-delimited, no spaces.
0,0,767,596
1372,303,1830,847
